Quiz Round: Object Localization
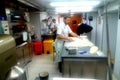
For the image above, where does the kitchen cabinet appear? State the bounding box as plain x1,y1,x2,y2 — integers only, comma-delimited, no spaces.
16,45,24,67
24,42,33,64
8,12,28,45
5,9,34,68
4,2,34,68
16,42,33,67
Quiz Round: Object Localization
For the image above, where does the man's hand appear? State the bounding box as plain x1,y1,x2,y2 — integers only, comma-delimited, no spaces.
66,37,73,41
76,36,82,39
69,32,82,40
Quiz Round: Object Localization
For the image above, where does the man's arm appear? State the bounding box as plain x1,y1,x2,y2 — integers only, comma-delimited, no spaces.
69,32,82,39
56,34,73,41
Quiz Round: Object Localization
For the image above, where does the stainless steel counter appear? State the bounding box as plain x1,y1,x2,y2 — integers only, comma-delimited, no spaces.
61,41,108,80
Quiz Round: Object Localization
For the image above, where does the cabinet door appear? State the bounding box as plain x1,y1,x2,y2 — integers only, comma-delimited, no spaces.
23,44,30,65
69,14,82,33
16,47,24,67
28,42,33,59
16,43,33,67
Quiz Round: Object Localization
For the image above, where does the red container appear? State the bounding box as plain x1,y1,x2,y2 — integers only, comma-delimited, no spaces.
33,41,42,55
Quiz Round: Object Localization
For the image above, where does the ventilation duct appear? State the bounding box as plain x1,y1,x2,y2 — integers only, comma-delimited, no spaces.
18,0,40,10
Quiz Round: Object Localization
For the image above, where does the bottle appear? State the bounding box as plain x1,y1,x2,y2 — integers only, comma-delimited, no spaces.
0,16,4,21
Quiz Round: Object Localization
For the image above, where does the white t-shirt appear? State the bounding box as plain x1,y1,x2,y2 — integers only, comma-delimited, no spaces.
54,23,72,62
57,23,72,37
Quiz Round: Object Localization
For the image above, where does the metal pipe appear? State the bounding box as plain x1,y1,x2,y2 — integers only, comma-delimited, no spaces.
104,1,112,80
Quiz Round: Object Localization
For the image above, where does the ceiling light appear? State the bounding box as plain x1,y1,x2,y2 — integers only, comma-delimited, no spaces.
53,77,97,80
55,7,93,13
50,1,100,7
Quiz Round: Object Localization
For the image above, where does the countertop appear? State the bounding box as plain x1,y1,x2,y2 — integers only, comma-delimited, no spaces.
61,37,107,59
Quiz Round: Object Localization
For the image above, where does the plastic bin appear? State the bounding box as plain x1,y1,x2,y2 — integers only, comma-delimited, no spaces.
43,40,54,54
33,41,42,55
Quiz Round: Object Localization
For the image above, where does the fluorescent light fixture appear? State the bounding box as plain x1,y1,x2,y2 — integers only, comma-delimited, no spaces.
55,7,93,13
53,77,97,80
14,16,20,18
50,1,100,7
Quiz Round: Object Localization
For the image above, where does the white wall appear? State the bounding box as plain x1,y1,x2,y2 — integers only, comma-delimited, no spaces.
101,13,118,58
90,10,119,79
40,12,48,21
114,10,120,79
30,12,41,40
40,12,48,35
89,11,118,59
96,15,104,50
87,12,98,45
108,13,118,59
95,0,120,78
31,11,59,35
101,14,108,55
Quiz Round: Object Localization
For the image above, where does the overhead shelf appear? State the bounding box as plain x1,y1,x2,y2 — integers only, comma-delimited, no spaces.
5,0,40,12
17,0,40,11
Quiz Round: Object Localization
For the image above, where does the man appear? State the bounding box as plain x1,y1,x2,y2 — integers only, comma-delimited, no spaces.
56,16,81,41
54,16,81,72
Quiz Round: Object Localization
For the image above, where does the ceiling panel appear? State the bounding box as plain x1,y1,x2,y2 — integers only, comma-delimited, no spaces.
19,0,116,12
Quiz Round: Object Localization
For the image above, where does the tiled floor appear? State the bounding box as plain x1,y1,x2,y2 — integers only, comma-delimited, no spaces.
26,54,62,80
25,54,118,80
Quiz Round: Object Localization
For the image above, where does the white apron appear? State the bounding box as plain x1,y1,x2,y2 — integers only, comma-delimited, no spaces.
53,39,64,62
53,23,72,62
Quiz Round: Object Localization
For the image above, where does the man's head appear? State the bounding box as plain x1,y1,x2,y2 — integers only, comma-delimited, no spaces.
52,19,56,23
63,16,71,24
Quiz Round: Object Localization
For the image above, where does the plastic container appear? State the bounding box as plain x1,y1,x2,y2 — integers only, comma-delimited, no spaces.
39,72,49,80
79,51,87,54
43,40,54,54
33,41,42,55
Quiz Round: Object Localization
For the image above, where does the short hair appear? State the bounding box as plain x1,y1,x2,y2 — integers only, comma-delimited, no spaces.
63,16,71,20
72,20,77,24
52,19,56,22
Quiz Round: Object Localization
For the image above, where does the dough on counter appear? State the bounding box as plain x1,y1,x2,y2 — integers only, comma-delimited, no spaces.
89,46,98,54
